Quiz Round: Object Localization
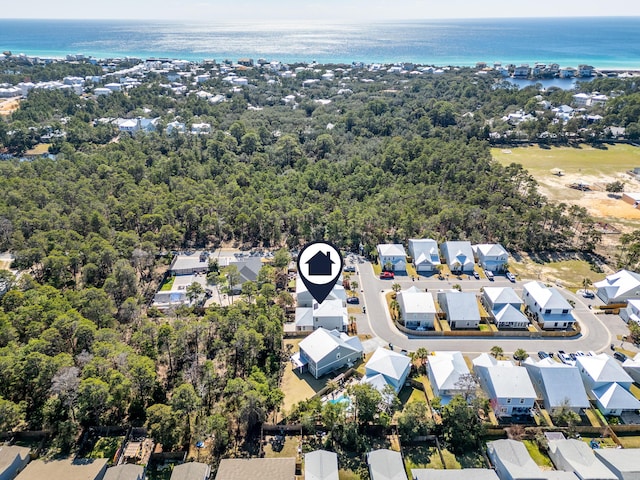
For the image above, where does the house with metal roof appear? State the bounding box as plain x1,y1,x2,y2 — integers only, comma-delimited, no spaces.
437,291,480,329
413,470,499,480
594,270,640,304
473,354,536,418
367,450,407,480
487,439,548,480
362,348,411,393
170,462,210,480
522,281,575,329
441,241,475,273
0,445,30,480
576,353,639,416
103,464,145,480
482,287,529,329
170,251,211,275
296,276,346,308
591,382,640,416
523,357,590,413
620,298,640,325
576,354,634,391
293,328,363,379
427,351,475,404
594,449,640,480
473,243,509,272
408,239,441,273
377,244,407,272
547,439,617,480
397,287,436,329
215,458,295,480
622,352,640,384
295,298,348,332
305,450,338,480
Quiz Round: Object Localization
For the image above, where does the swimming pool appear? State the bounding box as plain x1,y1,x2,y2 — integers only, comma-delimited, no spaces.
328,395,351,405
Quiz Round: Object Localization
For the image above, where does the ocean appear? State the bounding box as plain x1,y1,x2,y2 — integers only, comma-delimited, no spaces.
1,17,640,68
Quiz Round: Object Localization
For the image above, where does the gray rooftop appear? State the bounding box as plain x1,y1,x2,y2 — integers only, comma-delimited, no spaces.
367,450,407,480
103,464,145,480
171,462,210,480
593,449,640,479
548,439,617,480
413,469,499,480
305,450,338,480
215,458,295,480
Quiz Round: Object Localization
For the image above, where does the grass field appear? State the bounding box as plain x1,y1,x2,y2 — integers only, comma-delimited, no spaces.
508,255,606,289
492,144,640,236
522,440,553,468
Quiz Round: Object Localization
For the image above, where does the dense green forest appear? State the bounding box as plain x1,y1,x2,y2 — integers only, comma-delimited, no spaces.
0,59,636,456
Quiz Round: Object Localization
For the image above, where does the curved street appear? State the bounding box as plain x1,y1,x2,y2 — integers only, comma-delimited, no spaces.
353,260,637,357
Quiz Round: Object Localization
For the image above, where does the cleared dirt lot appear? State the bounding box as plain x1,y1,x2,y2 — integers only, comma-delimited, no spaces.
0,97,20,116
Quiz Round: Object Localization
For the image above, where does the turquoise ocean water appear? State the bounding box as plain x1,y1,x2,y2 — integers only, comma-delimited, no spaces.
1,17,639,67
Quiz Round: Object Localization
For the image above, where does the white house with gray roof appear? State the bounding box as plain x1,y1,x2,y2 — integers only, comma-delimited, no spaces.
293,327,363,378
473,354,536,418
620,299,640,325
576,353,640,416
594,269,640,304
547,439,617,480
441,241,475,273
295,298,348,332
363,348,411,393
367,450,407,480
594,448,640,480
408,239,441,273
305,450,338,480
522,281,574,329
437,291,480,329
296,276,346,308
377,244,407,272
397,287,436,329
473,243,509,272
523,357,589,413
427,351,475,404
482,287,529,329
576,354,634,391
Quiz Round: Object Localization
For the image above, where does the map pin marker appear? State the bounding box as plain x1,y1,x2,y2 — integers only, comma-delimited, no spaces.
297,241,344,305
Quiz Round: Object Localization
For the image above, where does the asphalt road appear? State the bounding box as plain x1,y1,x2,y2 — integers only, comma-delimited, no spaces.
352,259,637,357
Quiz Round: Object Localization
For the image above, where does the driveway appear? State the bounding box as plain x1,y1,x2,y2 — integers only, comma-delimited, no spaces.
356,260,637,357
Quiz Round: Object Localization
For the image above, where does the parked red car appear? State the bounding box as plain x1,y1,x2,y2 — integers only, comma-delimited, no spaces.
379,271,395,279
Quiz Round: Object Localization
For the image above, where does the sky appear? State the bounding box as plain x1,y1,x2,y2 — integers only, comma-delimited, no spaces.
4,0,640,22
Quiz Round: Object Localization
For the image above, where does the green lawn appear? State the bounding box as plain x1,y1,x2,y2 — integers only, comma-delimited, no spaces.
617,435,640,448
404,445,460,471
160,276,175,291
522,440,553,468
87,436,123,462
492,144,640,177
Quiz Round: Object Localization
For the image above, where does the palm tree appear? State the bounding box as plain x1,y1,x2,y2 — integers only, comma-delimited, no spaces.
415,347,429,374
390,300,400,321
392,283,402,293
490,345,504,359
350,280,359,291
582,277,592,292
513,348,529,365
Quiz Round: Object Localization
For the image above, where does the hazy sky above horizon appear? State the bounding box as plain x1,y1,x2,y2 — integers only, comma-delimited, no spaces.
5,0,640,22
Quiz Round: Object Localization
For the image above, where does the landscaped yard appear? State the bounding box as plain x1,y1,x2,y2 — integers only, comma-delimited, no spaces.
263,435,300,458
404,444,461,471
522,439,553,468
160,276,175,291
87,436,123,462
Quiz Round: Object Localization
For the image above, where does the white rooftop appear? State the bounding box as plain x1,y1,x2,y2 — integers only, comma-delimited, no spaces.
592,382,640,410
299,328,363,364
377,244,407,257
594,270,640,300
473,243,508,257
397,287,436,314
548,439,617,480
523,358,590,410
473,354,537,400
576,354,633,384
305,450,338,480
366,347,411,383
523,281,572,310
429,351,471,393
484,287,523,307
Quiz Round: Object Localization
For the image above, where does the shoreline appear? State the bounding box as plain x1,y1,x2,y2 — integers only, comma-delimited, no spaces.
3,49,640,74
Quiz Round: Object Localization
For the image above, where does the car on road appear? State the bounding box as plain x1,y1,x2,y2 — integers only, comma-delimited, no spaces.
473,271,480,279
344,265,356,272
538,351,549,359
506,272,516,282
484,270,494,280
380,271,395,279
581,290,595,298
346,296,360,304
613,351,628,362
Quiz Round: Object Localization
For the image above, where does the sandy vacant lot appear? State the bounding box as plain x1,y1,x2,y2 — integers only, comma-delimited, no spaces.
0,97,20,116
